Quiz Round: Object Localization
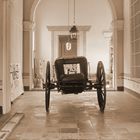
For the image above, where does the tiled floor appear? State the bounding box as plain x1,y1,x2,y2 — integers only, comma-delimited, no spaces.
3,91,140,140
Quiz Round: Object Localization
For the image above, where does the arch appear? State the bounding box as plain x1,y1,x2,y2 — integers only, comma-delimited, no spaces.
30,0,42,22
30,0,117,28
29,0,119,90
108,0,117,20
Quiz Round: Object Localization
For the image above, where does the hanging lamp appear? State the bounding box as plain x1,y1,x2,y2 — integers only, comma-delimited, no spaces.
69,0,78,40
66,0,72,51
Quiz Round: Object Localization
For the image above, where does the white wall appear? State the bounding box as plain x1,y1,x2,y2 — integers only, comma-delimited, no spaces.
35,0,112,73
123,0,140,94
9,0,24,101
0,0,3,81
0,0,24,113
0,0,3,106
123,0,131,76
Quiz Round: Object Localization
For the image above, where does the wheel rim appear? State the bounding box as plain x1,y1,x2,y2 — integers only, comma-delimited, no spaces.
96,61,106,112
45,61,50,112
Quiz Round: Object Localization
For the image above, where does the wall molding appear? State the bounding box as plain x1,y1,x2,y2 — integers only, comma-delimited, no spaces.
117,86,124,91
24,86,29,91
125,87,140,99
124,77,140,95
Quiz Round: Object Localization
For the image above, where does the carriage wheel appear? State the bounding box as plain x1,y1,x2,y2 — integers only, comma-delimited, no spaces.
45,61,50,112
96,61,106,112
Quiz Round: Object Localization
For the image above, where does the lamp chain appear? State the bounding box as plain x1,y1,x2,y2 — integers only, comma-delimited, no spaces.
68,0,70,41
68,0,70,30
74,0,75,24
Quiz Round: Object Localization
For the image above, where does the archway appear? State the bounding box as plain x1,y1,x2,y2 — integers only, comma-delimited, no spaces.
29,0,119,90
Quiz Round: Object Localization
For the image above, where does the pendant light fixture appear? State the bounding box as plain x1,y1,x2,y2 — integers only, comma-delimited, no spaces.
66,0,72,51
69,0,78,40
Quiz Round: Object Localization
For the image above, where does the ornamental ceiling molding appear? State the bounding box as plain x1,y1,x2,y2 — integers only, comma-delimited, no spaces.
47,26,91,32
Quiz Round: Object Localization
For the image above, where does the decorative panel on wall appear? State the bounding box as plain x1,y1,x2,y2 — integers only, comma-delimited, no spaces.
130,0,140,77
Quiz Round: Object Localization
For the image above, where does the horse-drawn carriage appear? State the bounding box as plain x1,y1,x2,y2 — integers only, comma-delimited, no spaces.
44,56,106,112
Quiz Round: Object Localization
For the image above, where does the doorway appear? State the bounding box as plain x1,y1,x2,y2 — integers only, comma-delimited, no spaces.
59,35,77,58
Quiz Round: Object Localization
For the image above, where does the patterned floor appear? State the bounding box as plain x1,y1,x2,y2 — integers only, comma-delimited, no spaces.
5,91,140,140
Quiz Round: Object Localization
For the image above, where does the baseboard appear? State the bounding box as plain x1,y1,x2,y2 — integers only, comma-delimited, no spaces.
117,86,124,91
124,87,140,99
0,106,3,114
24,86,29,91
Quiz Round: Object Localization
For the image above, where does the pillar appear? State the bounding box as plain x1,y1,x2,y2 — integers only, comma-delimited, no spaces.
23,21,35,90
113,19,124,90
2,0,11,114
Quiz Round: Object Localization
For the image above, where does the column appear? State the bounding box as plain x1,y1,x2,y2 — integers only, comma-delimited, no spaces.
2,0,11,114
23,21,35,90
113,19,124,90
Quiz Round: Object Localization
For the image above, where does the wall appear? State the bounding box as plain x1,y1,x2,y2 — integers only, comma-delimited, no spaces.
9,0,24,101
124,0,131,76
0,0,3,79
35,0,112,74
0,0,3,107
0,0,24,114
124,0,140,94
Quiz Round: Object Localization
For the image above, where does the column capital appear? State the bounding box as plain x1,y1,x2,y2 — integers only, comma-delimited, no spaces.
112,19,124,30
23,21,36,31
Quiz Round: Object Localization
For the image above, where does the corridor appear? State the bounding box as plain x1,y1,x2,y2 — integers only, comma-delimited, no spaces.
1,91,140,140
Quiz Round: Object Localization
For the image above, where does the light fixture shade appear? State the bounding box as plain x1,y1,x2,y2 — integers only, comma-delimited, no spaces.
69,25,78,40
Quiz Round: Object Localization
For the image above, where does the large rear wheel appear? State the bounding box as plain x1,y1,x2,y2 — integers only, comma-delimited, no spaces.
45,61,50,112
96,61,106,112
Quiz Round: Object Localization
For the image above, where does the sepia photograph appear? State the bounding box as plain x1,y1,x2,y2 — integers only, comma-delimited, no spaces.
0,0,140,139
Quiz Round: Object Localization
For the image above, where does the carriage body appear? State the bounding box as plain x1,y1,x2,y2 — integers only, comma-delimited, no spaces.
55,57,88,94
45,56,106,112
